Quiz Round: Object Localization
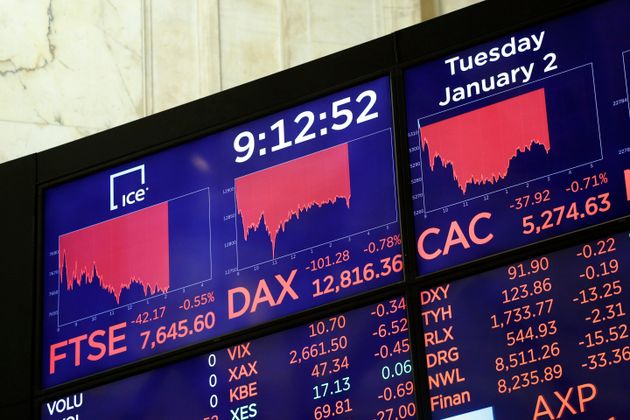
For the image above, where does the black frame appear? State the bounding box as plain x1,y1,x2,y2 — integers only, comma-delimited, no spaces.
0,155,37,418
0,0,624,418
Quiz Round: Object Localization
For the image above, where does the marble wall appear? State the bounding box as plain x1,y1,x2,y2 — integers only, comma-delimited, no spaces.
0,0,481,164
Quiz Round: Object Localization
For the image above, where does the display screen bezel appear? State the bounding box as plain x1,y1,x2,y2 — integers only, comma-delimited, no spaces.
31,1,629,417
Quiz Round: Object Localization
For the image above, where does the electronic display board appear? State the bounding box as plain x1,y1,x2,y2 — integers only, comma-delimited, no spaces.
42,297,415,419
42,76,403,388
419,229,629,419
405,0,630,274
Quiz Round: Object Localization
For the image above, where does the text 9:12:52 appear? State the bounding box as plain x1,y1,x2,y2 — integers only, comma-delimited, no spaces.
233,90,380,163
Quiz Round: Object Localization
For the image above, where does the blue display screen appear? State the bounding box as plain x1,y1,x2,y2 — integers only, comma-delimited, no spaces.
42,298,415,419
405,0,630,274
420,230,630,419
42,77,403,387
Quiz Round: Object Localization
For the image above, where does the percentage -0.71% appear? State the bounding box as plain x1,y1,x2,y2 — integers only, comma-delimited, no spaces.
566,172,608,193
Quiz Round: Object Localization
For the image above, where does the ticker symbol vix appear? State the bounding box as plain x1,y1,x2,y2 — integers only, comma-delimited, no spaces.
420,88,551,194
59,203,170,303
235,143,352,257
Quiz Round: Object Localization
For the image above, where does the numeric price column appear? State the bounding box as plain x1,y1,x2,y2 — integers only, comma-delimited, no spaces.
491,256,564,397
288,314,353,419
370,297,416,420
573,236,629,372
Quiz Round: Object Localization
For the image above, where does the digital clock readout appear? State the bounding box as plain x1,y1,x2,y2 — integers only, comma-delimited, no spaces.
233,90,379,162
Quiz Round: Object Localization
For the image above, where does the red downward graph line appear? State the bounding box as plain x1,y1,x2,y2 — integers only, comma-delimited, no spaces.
235,143,351,257
59,203,170,304
421,88,551,194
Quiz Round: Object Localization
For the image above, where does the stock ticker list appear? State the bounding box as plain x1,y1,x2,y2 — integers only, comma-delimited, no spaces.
42,76,403,387
420,231,630,419
42,298,416,420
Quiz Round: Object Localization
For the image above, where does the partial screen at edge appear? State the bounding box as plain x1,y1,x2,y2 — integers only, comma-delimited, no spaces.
42,298,415,419
405,0,630,274
419,229,629,419
42,76,403,387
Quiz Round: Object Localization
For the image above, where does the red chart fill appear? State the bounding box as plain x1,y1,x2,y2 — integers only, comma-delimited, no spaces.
420,88,551,194
59,203,170,304
235,143,351,258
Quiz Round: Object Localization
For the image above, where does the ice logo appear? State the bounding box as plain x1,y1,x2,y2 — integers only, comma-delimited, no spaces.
109,164,148,211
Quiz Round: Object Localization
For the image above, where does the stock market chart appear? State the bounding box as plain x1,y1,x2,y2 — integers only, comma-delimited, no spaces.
42,298,415,419
405,0,630,274
38,2,630,418
420,230,629,419
42,77,403,387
